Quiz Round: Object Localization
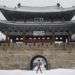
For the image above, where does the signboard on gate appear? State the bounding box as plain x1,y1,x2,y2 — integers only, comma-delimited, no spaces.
33,31,45,36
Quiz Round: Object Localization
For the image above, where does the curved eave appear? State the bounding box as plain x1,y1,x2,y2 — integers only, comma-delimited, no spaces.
0,6,75,21
0,6,75,13
0,20,75,26
0,20,75,34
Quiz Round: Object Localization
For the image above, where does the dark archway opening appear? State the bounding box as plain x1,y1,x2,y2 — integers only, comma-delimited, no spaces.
30,55,48,70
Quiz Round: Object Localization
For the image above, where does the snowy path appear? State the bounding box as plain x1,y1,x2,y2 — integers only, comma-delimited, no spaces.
0,69,75,75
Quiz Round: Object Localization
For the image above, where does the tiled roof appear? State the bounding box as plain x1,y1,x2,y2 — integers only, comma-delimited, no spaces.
0,5,75,12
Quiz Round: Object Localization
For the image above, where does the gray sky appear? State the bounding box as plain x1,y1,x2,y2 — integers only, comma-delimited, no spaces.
0,0,75,7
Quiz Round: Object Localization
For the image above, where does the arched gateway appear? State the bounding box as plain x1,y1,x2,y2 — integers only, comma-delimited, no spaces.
30,55,48,70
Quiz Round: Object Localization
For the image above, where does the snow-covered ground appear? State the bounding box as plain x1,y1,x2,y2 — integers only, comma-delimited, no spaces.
0,69,75,75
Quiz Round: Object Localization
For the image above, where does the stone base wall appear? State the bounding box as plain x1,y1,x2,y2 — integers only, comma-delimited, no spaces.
0,43,75,70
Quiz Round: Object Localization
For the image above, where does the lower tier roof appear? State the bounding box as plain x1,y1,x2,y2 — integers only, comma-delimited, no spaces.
0,20,75,36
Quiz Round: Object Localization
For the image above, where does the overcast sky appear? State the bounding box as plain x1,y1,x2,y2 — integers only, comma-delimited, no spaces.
0,0,75,7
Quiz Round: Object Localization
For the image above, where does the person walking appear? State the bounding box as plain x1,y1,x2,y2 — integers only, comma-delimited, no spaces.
36,60,42,73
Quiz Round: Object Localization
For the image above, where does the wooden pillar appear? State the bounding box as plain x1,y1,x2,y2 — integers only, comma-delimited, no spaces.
23,36,27,45
5,34,10,46
51,33,55,44
49,36,53,45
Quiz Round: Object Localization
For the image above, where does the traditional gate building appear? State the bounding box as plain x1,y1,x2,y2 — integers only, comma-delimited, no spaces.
0,3,75,69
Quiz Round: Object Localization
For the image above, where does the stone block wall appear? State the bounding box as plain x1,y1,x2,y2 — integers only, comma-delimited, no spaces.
0,43,74,70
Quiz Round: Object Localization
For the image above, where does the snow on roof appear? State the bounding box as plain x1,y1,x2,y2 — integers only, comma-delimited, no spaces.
0,5,75,12
0,20,74,26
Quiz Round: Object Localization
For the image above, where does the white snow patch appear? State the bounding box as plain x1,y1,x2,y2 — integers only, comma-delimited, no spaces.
0,12,6,20
0,69,75,75
0,32,6,41
71,16,75,20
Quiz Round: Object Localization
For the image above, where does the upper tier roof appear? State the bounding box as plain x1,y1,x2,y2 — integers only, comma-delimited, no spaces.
0,5,75,21
0,5,75,12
